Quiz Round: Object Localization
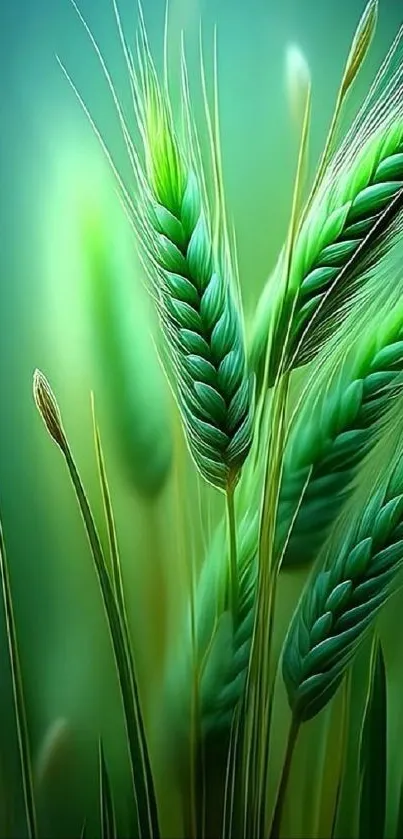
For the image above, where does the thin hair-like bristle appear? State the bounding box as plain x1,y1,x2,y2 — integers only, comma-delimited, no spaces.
69,0,142,188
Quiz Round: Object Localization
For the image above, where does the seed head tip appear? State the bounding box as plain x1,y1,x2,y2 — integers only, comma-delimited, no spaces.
33,369,66,450
285,43,311,129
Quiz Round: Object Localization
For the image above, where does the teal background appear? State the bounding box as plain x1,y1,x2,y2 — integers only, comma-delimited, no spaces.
0,0,402,834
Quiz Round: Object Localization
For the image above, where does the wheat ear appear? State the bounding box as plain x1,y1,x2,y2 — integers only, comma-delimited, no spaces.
129,42,254,496
269,449,403,837
173,295,403,736
282,450,403,723
250,117,403,388
279,299,403,566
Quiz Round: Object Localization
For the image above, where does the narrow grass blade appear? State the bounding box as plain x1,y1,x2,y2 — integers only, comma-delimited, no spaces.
99,740,117,839
63,448,158,838
91,393,126,616
33,370,160,839
0,521,37,838
358,637,387,839
331,672,352,838
80,817,87,839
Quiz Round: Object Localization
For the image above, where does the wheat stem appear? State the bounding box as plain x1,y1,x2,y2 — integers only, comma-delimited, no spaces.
226,481,239,616
33,371,160,839
269,716,300,839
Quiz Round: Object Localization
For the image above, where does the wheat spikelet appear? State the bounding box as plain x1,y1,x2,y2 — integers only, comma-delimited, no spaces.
250,117,403,388
282,451,403,723
279,299,403,566
197,510,258,736
129,37,254,491
164,504,258,741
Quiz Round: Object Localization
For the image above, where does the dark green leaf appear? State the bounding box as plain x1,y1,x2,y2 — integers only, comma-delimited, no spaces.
358,638,387,839
99,741,117,839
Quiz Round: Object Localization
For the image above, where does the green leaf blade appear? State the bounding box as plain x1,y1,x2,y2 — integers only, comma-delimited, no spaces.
99,740,117,839
358,638,387,839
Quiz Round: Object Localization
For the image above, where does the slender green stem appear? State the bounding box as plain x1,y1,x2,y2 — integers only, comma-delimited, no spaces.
256,573,280,836
269,716,300,839
0,523,37,839
330,672,352,839
145,499,167,674
92,406,126,618
64,448,160,839
226,482,239,616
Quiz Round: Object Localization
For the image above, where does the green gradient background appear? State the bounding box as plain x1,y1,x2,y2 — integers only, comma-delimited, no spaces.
1,0,403,835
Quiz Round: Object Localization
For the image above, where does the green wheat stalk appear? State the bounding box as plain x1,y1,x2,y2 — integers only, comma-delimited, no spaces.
241,2,382,809
54,4,403,839
118,19,254,620
169,296,403,742
33,370,160,839
278,298,403,566
250,32,403,390
271,448,403,837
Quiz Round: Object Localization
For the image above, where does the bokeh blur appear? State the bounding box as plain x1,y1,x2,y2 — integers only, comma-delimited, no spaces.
1,0,403,835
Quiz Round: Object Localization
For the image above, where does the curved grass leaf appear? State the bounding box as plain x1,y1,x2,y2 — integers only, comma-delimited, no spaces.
358,637,387,839
99,740,117,839
91,394,125,617
0,521,37,838
33,370,160,839
330,673,352,838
